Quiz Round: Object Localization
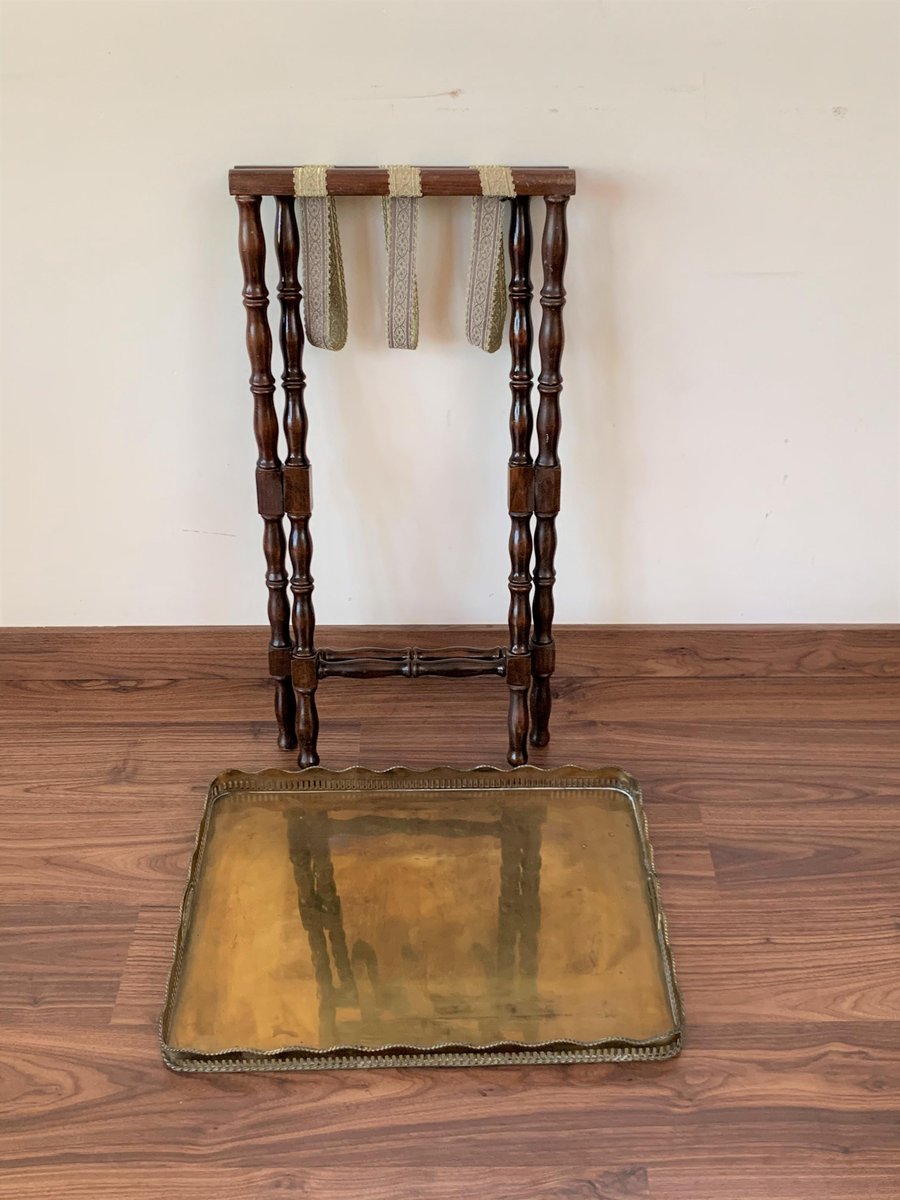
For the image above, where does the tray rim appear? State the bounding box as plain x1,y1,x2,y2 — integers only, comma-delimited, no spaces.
160,764,685,1072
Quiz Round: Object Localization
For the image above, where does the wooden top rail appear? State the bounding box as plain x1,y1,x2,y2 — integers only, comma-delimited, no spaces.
229,166,576,197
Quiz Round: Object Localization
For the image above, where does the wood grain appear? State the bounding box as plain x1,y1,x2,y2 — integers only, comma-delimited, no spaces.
1,624,898,1199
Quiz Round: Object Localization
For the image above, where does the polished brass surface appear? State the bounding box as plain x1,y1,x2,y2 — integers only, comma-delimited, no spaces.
161,767,682,1071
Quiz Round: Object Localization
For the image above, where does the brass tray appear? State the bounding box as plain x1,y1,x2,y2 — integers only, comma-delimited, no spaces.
160,766,683,1072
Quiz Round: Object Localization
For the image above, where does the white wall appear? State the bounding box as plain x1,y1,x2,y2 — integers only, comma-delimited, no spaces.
1,0,897,625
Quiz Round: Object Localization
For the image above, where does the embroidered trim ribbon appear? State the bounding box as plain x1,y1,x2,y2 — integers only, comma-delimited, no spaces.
381,165,422,350
293,165,348,351
466,165,516,353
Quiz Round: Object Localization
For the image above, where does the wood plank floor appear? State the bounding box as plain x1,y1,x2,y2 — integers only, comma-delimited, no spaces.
1,625,898,1199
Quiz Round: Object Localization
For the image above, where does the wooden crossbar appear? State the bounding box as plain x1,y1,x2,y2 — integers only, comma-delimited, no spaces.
318,646,507,679
230,166,576,197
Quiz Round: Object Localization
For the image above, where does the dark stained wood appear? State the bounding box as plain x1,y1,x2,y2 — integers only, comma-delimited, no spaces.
236,175,573,768
235,196,294,750
3,672,899,728
2,624,899,1199
505,196,535,765
274,195,316,764
319,646,506,679
0,905,138,1028
229,166,577,198
2,625,898,682
530,196,568,747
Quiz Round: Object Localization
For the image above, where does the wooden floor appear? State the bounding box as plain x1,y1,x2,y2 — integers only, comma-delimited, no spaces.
1,625,898,1199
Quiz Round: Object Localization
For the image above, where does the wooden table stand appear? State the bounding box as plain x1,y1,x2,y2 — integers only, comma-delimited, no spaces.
229,166,575,767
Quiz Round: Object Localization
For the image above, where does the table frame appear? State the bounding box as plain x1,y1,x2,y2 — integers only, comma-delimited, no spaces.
232,166,573,766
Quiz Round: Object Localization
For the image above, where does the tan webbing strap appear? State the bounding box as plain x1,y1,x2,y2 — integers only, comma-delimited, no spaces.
381,165,422,350
293,165,348,351
466,165,516,353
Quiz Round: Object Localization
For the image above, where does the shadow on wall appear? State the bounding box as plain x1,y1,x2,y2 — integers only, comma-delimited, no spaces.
571,172,630,622
208,177,631,626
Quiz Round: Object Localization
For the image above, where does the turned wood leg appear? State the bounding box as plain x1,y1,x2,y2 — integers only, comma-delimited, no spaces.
506,196,534,766
275,196,320,767
291,612,319,767
530,195,568,747
236,194,295,750
272,679,297,751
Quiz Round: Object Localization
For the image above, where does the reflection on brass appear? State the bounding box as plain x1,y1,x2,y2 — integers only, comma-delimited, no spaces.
160,766,683,1072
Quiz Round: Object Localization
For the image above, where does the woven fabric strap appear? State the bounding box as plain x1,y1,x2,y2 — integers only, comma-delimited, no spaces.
466,165,516,353
381,165,422,350
293,165,348,351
